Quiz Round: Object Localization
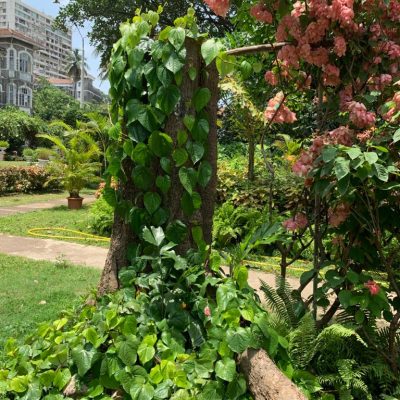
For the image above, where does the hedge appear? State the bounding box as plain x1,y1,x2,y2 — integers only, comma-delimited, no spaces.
0,166,60,195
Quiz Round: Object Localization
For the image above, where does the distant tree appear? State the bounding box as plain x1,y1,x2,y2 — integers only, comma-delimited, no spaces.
54,0,234,68
0,106,44,150
33,78,79,122
65,48,88,99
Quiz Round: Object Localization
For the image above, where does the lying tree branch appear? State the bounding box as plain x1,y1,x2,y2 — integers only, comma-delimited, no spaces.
226,42,287,56
240,348,307,400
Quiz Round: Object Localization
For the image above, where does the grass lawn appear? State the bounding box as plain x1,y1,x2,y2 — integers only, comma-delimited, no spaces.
0,205,109,247
0,253,100,344
0,161,29,168
0,189,95,207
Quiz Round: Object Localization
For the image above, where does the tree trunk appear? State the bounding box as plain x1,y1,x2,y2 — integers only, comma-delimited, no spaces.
98,38,219,292
248,134,255,182
239,349,307,400
98,159,136,295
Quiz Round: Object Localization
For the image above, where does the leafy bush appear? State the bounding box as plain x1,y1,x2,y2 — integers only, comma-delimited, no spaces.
35,148,55,161
0,166,60,195
22,148,35,159
0,141,9,149
88,196,114,236
0,227,292,400
213,202,262,248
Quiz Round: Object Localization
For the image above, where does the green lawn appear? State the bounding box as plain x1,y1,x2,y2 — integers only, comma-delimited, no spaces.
0,253,100,344
0,161,29,168
0,205,109,247
0,189,94,207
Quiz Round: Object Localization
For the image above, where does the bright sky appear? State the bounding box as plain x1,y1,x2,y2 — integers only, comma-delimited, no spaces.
22,0,110,93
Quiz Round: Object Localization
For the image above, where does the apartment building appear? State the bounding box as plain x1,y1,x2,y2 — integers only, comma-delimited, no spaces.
0,0,72,80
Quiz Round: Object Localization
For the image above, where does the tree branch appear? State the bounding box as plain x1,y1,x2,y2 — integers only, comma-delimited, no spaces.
226,42,287,56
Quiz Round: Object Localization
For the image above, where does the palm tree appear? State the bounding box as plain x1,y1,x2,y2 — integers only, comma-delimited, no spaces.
65,49,88,100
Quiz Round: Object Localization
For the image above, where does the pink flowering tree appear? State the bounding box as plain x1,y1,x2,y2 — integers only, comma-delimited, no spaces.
203,0,400,376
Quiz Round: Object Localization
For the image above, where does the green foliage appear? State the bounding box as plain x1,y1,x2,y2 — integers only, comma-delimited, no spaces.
213,202,262,248
0,106,45,150
88,196,114,236
0,141,9,149
33,79,80,122
39,129,101,197
0,227,289,399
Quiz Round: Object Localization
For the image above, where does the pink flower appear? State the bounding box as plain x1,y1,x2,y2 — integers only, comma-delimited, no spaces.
292,1,306,17
250,3,273,23
282,213,308,231
264,92,297,124
264,70,278,86
364,280,380,296
203,0,230,16
204,306,211,317
328,203,351,227
329,126,353,146
292,150,314,177
334,36,347,57
348,101,376,128
322,64,341,86
277,45,300,68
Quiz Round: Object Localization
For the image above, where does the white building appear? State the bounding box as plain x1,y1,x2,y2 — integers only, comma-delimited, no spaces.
0,0,72,80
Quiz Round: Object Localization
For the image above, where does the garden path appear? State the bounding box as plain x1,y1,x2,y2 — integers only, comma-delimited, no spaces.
0,195,95,216
0,233,313,296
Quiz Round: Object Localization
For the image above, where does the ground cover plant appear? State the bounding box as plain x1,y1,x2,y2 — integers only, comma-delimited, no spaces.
0,253,100,345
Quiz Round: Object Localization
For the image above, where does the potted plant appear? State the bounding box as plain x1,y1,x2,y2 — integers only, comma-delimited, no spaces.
38,131,100,209
23,147,35,164
35,147,56,167
0,140,9,161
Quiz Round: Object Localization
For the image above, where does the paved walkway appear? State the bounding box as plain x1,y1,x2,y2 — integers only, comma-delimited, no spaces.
0,195,96,216
0,234,109,268
0,233,313,296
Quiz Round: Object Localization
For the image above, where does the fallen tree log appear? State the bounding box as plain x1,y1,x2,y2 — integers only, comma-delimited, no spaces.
239,348,307,400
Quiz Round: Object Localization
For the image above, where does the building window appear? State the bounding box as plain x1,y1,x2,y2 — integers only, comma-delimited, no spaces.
8,48,15,70
8,83,15,105
0,48,6,69
18,86,31,108
18,51,31,73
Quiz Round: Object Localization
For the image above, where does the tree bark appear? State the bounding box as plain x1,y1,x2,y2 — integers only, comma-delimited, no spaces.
239,349,307,400
99,38,219,292
165,37,218,252
98,159,136,295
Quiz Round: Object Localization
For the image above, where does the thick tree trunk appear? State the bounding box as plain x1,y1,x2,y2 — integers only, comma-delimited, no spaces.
98,159,136,295
239,349,307,400
99,39,219,292
165,37,218,252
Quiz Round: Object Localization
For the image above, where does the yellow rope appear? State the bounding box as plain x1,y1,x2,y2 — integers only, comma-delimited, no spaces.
27,228,111,242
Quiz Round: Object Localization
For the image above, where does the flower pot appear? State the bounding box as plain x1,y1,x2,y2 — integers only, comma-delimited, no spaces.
38,159,49,167
0,151,4,161
67,197,84,210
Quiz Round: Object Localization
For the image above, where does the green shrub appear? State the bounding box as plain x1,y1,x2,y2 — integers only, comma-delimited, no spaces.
0,166,60,195
0,227,290,399
88,196,114,236
213,202,262,248
0,141,9,149
35,148,55,161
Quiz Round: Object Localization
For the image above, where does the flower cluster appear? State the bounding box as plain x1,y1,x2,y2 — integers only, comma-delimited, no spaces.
348,101,376,128
282,213,308,231
328,203,351,227
203,0,230,17
250,3,273,23
364,280,380,296
264,92,297,124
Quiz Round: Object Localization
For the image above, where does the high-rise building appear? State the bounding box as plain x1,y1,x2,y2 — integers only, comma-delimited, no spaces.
0,0,72,80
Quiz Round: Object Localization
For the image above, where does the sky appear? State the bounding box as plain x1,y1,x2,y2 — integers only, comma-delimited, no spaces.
23,0,109,93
